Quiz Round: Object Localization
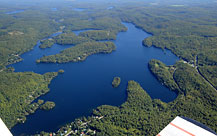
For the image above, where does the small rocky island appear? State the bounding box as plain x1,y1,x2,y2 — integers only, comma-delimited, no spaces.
40,101,55,110
112,77,121,88
58,69,64,74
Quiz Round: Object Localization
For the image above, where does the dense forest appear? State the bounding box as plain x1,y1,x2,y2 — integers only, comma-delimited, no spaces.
0,8,60,68
0,71,58,128
54,32,92,45
39,30,116,49
79,30,116,41
0,0,216,135
40,39,55,49
148,60,181,93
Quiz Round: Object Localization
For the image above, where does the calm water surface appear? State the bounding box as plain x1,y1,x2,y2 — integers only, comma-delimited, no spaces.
10,23,179,135
107,6,114,10
5,10,24,14
51,8,57,11
73,8,86,12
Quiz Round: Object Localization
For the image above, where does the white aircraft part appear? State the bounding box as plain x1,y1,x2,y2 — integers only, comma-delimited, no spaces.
157,116,216,136
0,118,13,136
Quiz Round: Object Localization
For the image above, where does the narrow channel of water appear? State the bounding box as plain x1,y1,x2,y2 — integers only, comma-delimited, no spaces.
10,23,179,135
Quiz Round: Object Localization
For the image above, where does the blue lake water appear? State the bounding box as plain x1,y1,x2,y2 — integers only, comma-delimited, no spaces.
107,6,114,10
51,8,57,11
10,23,179,135
5,10,24,15
73,8,86,12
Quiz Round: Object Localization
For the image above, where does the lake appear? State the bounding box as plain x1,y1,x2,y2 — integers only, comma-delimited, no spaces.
10,22,179,135
5,10,24,15
73,8,86,12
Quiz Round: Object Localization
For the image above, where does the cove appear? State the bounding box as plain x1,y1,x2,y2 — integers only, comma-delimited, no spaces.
10,23,179,135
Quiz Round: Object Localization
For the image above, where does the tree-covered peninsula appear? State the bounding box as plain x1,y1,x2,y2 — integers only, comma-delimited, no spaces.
148,59,181,93
0,71,58,128
54,32,92,45
40,101,55,111
38,30,116,49
37,41,116,63
79,30,116,41
39,39,55,49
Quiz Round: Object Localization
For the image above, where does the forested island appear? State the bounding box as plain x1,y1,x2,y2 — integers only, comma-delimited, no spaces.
0,0,216,135
37,41,116,63
40,101,55,110
58,69,64,73
112,77,121,88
